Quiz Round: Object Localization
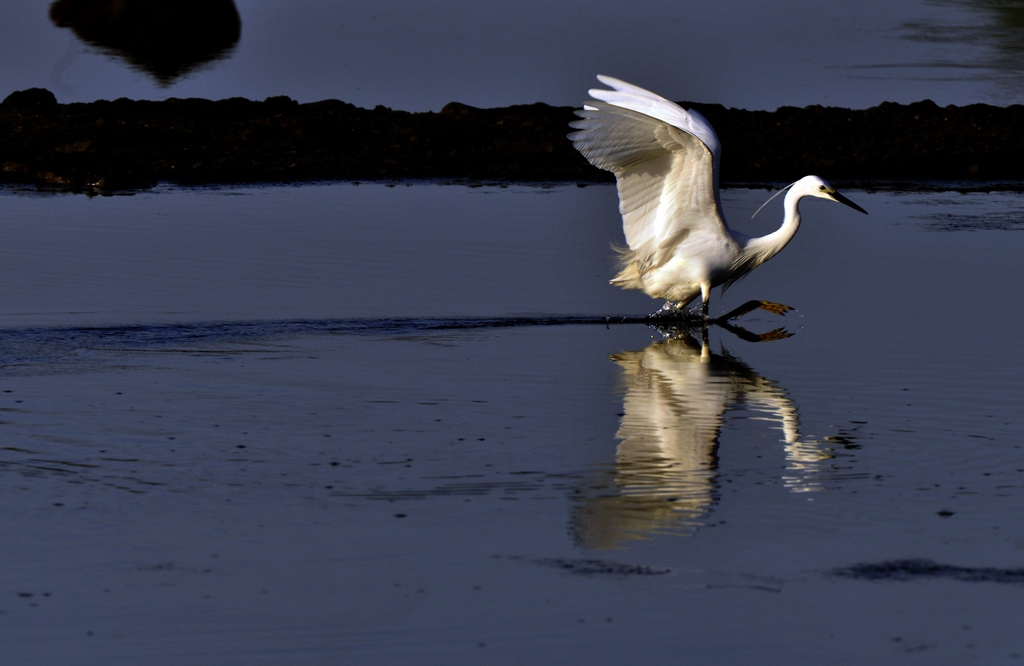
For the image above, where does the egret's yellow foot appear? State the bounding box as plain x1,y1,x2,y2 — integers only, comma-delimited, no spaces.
717,300,793,321
756,301,794,316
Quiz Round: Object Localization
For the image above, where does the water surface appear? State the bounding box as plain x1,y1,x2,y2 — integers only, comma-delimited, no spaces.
4,0,1024,110
1,183,1023,663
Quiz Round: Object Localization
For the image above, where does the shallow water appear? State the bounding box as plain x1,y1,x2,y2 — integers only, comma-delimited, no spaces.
1,183,1023,664
5,0,1024,110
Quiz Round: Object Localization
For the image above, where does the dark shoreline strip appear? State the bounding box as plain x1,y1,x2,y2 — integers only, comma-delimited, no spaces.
0,315,660,349
4,88,1024,190
0,316,663,369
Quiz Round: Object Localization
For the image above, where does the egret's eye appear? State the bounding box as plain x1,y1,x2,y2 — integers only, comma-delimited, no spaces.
819,184,827,192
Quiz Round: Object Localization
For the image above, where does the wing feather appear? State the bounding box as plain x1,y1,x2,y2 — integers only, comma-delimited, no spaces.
589,75,721,163
568,77,730,273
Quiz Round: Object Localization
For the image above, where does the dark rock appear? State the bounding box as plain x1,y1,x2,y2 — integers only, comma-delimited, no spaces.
2,91,1024,190
49,0,241,86
2,89,59,110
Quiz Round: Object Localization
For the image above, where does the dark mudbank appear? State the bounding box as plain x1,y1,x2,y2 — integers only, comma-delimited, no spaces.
3,88,1024,190
833,559,1024,584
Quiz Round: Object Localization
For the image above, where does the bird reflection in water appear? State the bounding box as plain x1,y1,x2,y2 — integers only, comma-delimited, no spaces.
572,325,836,550
49,0,241,85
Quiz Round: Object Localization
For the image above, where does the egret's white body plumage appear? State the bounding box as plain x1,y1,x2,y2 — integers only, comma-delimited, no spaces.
568,75,866,318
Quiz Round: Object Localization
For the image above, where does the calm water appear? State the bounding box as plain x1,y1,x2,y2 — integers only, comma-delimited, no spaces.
5,0,1024,110
1,183,1023,664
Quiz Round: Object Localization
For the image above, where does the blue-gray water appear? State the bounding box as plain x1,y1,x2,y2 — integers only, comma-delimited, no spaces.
1,183,1023,664
6,0,1024,110
5,2,1024,662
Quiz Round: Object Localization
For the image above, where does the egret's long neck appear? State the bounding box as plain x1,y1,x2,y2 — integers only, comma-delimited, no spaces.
743,188,803,263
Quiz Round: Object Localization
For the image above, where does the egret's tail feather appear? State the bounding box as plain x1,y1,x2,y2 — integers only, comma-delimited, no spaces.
610,262,643,289
610,244,644,289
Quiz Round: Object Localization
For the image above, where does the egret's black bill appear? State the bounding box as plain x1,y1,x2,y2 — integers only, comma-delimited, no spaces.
832,191,868,214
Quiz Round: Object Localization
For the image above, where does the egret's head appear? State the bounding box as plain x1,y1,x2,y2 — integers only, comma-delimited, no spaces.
801,175,868,214
751,175,868,221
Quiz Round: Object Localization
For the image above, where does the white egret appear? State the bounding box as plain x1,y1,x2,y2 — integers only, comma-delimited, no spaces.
569,75,867,321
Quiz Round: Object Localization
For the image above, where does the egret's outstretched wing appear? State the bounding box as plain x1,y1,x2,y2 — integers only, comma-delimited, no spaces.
589,75,721,161
568,76,731,272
